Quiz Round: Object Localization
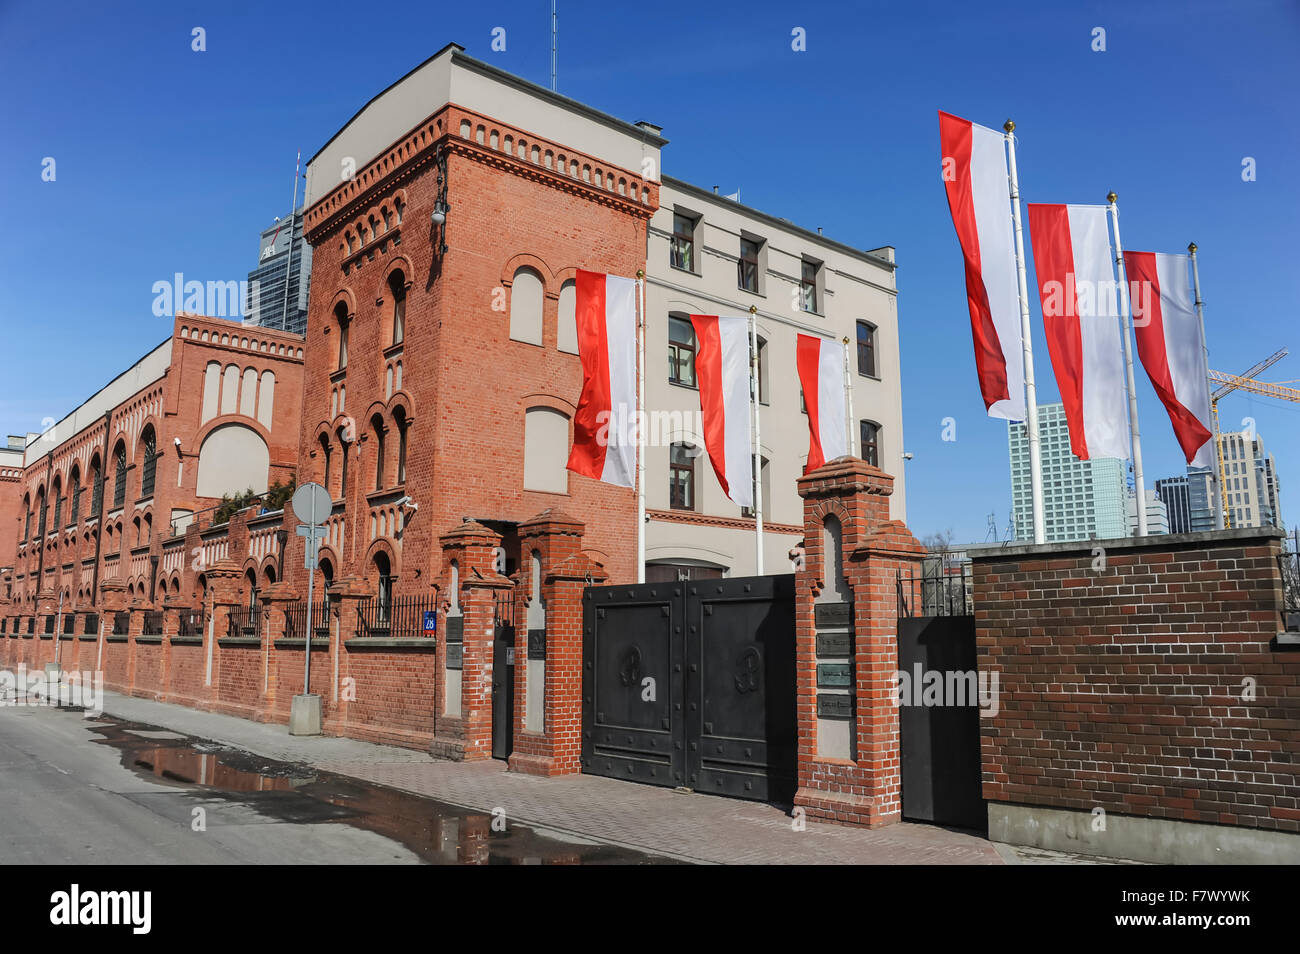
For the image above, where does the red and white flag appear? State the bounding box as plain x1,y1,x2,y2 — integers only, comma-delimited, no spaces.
567,269,637,487
1027,203,1130,461
689,315,753,508
796,333,848,473
1125,251,1214,467
939,110,1025,420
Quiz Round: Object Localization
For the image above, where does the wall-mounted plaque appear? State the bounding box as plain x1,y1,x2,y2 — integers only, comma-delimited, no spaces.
816,632,851,656
446,643,464,670
817,693,853,719
817,663,853,688
815,602,851,628
527,628,546,660
445,616,464,643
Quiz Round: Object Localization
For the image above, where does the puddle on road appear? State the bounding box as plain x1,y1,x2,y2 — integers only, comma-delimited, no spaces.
87,717,682,865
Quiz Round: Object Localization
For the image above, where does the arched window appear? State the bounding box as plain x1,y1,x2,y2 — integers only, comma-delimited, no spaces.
374,552,392,623
388,270,406,347
509,267,544,345
557,279,577,354
523,407,569,493
112,442,127,510
52,476,63,531
36,486,47,537
319,559,334,616
338,426,351,499
69,465,81,526
89,455,103,517
140,426,158,498
21,494,31,542
319,434,333,496
394,407,409,485
371,414,386,491
334,301,350,370
245,569,258,611
669,315,697,387
669,443,697,511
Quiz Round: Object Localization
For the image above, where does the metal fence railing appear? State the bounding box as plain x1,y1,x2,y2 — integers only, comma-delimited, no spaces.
1280,551,1300,633
178,610,204,639
83,613,99,636
142,611,164,636
355,594,438,639
62,613,76,635
43,615,55,635
226,607,260,639
284,600,330,640
112,611,131,635
898,564,974,618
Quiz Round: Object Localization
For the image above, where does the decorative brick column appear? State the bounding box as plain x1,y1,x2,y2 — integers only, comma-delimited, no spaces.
203,559,244,699
36,588,57,666
327,576,375,727
793,458,925,829
434,520,510,761
257,581,297,719
96,578,126,680
509,510,604,777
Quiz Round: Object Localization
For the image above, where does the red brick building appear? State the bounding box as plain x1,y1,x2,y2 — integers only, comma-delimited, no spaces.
2,314,303,626
289,42,662,598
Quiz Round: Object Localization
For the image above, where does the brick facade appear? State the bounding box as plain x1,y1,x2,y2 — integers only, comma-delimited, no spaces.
973,528,1300,836
2,314,304,628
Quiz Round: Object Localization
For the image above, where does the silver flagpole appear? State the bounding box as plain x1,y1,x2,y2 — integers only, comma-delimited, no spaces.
1004,120,1046,544
636,270,646,583
1107,192,1148,536
748,305,764,575
842,336,856,458
1188,242,1223,530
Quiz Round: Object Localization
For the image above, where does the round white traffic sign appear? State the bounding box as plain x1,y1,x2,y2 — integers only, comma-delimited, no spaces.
291,482,332,525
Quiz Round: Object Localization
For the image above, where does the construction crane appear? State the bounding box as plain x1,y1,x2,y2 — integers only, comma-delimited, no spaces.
1207,348,1300,527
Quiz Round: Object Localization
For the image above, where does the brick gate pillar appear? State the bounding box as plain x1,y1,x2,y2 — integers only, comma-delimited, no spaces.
509,510,604,777
793,458,925,829
96,578,126,681
434,520,509,761
257,581,297,720
204,560,244,702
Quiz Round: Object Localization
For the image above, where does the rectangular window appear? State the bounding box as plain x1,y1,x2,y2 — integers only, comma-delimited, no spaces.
860,421,880,467
738,238,761,293
669,443,696,511
800,259,819,313
756,337,769,405
857,321,877,377
668,316,697,387
670,212,696,272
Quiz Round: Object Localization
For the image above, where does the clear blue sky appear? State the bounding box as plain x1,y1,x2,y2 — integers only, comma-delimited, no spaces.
2,0,1297,543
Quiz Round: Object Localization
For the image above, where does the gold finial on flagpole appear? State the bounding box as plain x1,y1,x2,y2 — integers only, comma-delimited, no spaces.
636,268,644,279
1188,242,1197,254
1107,191,1117,204
1003,119,1015,133
749,305,757,315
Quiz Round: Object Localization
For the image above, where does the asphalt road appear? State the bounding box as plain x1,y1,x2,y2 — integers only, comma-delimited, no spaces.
0,702,428,864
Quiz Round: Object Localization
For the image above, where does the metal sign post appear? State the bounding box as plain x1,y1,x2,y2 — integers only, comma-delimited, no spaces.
290,483,331,732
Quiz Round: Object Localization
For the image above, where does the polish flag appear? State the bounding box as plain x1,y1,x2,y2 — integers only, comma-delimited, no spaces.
1125,251,1214,467
689,315,753,508
796,334,848,473
939,111,1025,420
1027,203,1130,461
566,269,637,487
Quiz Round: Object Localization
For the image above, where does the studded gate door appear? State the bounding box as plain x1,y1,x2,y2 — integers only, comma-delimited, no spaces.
581,574,796,802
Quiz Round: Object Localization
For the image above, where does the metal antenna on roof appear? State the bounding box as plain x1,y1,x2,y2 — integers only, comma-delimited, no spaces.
550,1,558,92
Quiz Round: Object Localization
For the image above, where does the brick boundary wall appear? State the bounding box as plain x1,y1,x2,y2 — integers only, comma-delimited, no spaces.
973,527,1300,863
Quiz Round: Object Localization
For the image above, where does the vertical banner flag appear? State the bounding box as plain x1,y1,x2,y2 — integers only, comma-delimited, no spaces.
1125,251,1214,467
689,315,753,508
939,111,1025,420
796,333,848,473
1027,203,1130,461
567,268,638,486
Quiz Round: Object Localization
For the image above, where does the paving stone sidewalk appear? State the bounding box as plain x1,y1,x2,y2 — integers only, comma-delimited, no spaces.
91,690,1116,865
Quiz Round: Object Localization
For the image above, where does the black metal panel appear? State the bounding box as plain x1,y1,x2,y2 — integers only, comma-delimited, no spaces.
527,628,546,660
897,614,984,830
582,585,682,788
814,601,851,628
684,575,797,803
491,620,515,761
816,631,851,656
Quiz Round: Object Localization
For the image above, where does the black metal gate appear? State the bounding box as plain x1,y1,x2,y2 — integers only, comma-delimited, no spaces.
896,568,984,830
492,591,515,761
581,574,796,803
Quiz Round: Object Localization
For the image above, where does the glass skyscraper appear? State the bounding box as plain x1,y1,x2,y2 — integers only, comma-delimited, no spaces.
1155,475,1193,533
245,208,311,336
1009,402,1129,543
